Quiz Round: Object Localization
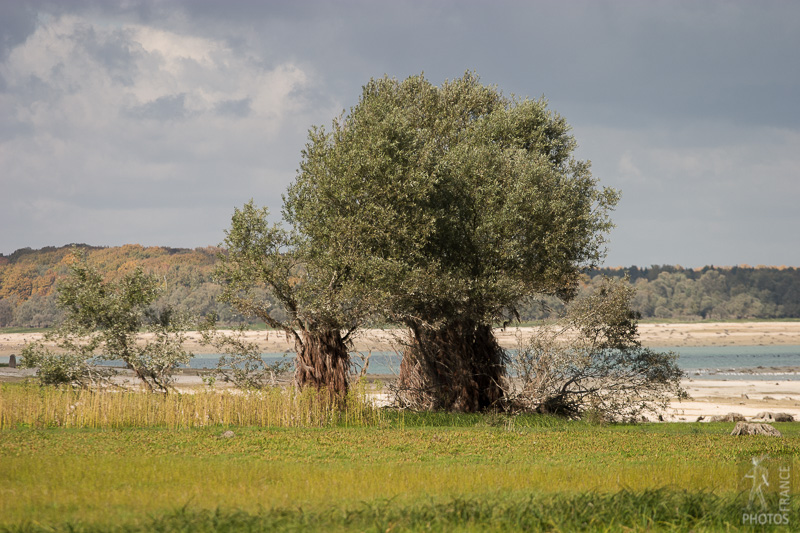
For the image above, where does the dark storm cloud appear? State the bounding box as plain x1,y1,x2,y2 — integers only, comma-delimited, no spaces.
1,0,798,266
0,2,37,90
16,1,797,128
145,0,800,140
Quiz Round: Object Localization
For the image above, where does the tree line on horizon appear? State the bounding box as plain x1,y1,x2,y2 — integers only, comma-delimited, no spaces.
2,244,798,329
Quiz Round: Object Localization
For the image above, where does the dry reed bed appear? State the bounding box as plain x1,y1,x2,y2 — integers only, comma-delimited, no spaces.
0,384,383,429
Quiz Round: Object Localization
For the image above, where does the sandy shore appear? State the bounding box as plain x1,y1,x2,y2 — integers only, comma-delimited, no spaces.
3,322,800,420
4,321,800,357
665,378,800,421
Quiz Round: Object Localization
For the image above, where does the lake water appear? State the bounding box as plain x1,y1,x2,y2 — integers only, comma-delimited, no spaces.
186,345,800,381
5,345,800,380
665,345,800,380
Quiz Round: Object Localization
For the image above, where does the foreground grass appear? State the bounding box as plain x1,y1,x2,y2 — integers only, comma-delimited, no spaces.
1,419,799,531
5,491,796,532
1,385,798,531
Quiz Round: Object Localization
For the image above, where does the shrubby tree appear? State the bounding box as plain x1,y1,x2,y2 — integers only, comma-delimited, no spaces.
213,201,371,397
284,73,617,411
21,255,194,391
511,277,685,420
20,334,117,387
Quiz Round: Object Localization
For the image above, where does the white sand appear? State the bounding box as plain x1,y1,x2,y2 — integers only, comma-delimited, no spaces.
664,378,800,421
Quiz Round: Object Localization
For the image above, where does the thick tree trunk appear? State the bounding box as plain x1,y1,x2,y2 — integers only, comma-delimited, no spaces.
397,320,506,412
294,329,350,398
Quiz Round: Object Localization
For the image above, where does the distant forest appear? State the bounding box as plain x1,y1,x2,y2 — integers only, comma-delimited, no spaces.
1,245,799,328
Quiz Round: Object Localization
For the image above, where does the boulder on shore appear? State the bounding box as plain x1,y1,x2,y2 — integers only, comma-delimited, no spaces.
753,412,794,422
730,422,782,437
709,412,746,423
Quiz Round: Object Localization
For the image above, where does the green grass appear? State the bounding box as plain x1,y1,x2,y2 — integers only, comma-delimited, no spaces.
1,384,798,531
4,491,795,532
1,419,799,531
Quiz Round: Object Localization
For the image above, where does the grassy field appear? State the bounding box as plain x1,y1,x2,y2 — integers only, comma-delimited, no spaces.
1,386,799,531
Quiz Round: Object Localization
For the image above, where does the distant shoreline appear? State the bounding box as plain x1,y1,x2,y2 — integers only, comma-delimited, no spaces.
4,321,800,357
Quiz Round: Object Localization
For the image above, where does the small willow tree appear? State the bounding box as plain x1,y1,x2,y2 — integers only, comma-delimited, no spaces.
21,254,194,392
214,201,370,398
284,73,618,412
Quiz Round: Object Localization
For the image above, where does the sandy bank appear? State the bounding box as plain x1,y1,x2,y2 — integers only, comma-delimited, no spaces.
665,378,800,421
3,321,800,357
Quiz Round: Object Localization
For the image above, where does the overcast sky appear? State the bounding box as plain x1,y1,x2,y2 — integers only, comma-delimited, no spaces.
1,1,798,267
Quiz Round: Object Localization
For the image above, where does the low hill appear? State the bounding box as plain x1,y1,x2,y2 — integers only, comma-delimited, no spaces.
0,244,242,328
1,245,799,328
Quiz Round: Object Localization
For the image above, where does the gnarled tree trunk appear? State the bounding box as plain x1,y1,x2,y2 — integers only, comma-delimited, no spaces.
294,328,350,398
397,320,506,412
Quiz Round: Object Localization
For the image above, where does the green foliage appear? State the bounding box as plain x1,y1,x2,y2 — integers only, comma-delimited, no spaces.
20,341,116,387
216,201,371,333
214,202,300,331
594,265,800,320
9,293,61,327
284,72,618,411
285,72,618,328
5,491,793,532
20,255,194,391
214,201,370,396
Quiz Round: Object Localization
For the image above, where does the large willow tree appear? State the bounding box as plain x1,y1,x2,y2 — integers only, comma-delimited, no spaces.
284,73,618,411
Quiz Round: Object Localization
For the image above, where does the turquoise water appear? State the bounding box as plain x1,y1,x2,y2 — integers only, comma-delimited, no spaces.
187,345,800,381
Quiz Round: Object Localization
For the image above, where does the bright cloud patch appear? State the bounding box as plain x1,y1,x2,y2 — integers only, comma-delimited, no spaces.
0,15,313,252
2,16,309,132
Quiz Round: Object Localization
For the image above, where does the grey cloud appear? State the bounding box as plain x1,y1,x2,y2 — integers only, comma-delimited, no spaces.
214,97,251,118
74,25,139,86
16,73,59,106
127,93,188,121
0,2,38,59
0,113,33,141
13,1,799,130
0,1,39,92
